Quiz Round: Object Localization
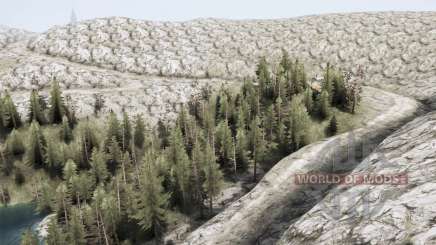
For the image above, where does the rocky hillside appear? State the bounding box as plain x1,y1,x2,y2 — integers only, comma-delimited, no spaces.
0,12,435,123
278,111,436,245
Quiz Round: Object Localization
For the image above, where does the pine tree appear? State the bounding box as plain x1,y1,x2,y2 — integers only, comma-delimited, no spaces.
167,126,191,210
303,87,314,115
104,111,121,150
36,179,55,213
63,159,78,182
133,151,169,240
287,95,311,152
28,89,46,124
90,149,109,184
256,57,273,100
61,116,73,143
67,207,87,245
6,129,25,156
77,121,99,168
202,142,223,215
20,229,39,245
49,80,66,124
107,137,121,174
264,105,276,142
332,72,346,107
215,120,233,168
327,115,338,136
26,121,47,169
45,136,63,177
133,114,145,149
279,50,292,83
46,219,67,245
55,183,71,227
290,59,307,95
249,116,266,181
318,90,331,119
235,127,250,171
191,138,205,216
3,91,22,129
121,111,132,152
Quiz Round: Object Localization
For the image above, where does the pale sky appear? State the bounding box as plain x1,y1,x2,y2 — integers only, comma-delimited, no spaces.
1,0,435,32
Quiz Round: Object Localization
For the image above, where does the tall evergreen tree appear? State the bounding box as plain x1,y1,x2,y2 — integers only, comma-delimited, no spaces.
36,179,55,213
332,72,346,106
26,121,47,169
49,80,66,124
287,95,312,151
318,90,331,119
67,207,87,245
78,121,99,168
249,116,266,181
104,111,121,150
61,116,73,143
63,159,78,182
3,91,22,129
202,142,223,215
121,111,132,152
215,120,233,168
45,135,63,177
327,115,338,136
167,126,191,210
133,151,169,240
28,89,46,124
264,105,276,142
190,138,205,216
107,137,122,174
133,114,145,149
256,57,273,100
6,129,25,156
303,87,314,115
46,219,67,245
235,127,250,171
90,149,109,184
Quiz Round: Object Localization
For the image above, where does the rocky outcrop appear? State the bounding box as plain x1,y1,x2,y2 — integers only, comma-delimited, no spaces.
184,87,421,244
278,112,436,245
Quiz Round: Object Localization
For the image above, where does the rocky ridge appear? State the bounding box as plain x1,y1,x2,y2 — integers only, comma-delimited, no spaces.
278,111,436,245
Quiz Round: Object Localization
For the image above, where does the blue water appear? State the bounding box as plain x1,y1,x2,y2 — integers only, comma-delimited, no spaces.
0,203,45,245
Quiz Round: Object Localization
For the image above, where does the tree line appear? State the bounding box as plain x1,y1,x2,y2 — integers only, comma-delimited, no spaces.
0,51,362,245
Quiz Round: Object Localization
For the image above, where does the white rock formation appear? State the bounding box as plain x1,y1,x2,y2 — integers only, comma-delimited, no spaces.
278,112,436,245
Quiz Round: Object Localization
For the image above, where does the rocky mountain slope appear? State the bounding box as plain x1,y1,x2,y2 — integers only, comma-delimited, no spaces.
0,11,435,244
278,111,436,245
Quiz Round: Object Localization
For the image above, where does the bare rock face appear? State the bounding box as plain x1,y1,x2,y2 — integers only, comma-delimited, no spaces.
278,112,436,245
27,12,436,99
184,87,421,244
1,12,435,121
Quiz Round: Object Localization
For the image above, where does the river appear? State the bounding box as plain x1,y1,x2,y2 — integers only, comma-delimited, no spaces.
0,203,45,245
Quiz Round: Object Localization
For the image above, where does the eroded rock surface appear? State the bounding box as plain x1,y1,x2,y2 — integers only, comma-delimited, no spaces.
278,112,436,245
1,12,435,122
